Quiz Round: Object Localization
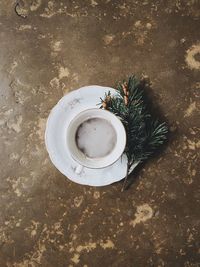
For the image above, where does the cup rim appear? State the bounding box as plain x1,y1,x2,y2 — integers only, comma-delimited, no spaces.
66,108,126,169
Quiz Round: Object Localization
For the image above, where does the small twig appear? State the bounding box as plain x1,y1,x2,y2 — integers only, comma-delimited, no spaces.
99,75,168,191
121,162,129,192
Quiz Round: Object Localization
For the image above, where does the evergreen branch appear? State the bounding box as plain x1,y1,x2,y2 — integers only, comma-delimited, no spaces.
99,75,168,190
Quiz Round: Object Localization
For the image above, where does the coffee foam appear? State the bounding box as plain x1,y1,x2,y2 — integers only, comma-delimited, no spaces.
75,118,117,158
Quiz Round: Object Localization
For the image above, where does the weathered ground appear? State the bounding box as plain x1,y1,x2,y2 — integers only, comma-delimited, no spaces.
0,0,200,266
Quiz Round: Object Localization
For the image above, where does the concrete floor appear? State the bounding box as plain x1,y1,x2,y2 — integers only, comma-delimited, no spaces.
0,0,200,266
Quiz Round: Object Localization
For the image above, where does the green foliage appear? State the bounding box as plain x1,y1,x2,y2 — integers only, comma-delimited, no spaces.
100,75,168,174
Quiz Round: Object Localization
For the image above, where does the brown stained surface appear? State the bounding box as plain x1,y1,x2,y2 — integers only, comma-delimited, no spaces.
0,0,200,266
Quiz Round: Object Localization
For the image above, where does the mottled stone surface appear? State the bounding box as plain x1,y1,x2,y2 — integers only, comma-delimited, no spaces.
0,0,200,266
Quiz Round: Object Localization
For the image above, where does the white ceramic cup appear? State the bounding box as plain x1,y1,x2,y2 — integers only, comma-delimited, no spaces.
66,108,126,173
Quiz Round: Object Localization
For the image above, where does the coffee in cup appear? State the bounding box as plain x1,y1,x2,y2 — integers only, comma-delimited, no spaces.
67,108,126,169
75,117,117,158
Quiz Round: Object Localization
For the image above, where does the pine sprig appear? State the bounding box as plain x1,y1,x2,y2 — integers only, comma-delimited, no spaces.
99,75,168,190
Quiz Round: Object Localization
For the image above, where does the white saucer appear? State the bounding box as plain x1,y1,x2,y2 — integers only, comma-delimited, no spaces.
45,85,137,186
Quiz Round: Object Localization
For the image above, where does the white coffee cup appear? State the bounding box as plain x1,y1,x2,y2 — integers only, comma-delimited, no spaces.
66,108,126,173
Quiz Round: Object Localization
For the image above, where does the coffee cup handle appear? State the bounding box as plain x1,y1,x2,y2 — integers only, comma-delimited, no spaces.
75,164,84,175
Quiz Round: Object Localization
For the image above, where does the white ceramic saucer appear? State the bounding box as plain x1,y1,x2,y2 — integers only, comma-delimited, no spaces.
45,85,137,186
